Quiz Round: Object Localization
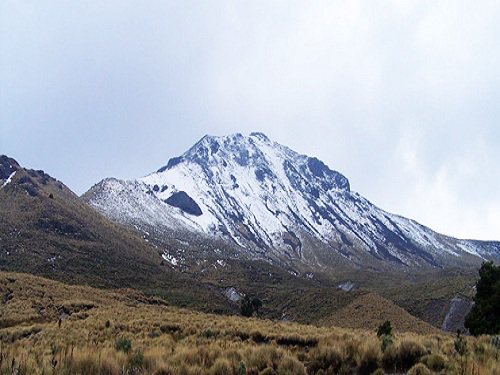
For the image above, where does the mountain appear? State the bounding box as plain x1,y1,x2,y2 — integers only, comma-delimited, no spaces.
0,155,233,313
0,154,374,325
83,133,499,275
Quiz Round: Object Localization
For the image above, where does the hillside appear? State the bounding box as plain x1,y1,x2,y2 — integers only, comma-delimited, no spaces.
2,272,499,375
0,155,232,313
319,292,441,335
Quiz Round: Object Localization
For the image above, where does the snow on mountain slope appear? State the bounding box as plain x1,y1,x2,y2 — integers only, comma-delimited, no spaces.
84,133,499,269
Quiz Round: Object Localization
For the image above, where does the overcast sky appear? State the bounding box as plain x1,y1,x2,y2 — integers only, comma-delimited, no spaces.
1,1,499,241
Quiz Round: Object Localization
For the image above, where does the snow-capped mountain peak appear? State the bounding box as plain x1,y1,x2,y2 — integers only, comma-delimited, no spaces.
84,133,499,270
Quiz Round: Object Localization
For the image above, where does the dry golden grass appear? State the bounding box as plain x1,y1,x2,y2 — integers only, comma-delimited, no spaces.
1,272,499,375
319,292,442,335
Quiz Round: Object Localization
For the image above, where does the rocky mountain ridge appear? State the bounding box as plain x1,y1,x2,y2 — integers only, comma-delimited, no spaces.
83,133,500,272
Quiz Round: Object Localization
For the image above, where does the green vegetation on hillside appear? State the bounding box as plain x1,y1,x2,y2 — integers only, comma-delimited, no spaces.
465,261,500,335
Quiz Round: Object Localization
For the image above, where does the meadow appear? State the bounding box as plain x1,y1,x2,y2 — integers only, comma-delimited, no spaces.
1,272,499,375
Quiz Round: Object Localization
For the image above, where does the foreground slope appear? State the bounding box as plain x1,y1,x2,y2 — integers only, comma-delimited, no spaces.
0,155,232,312
85,133,499,274
2,272,500,375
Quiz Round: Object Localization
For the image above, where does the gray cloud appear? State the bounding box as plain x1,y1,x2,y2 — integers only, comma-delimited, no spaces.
1,0,499,240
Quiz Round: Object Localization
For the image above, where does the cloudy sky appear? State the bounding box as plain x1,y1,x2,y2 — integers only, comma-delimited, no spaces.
1,1,499,240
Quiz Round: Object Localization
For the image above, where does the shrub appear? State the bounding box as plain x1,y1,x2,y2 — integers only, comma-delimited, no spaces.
407,363,431,375
307,346,343,374
115,337,132,353
237,361,246,375
454,330,467,357
247,346,280,371
72,353,98,375
250,330,266,343
357,343,381,375
128,350,144,369
421,353,446,372
251,298,262,315
397,340,426,371
276,354,306,375
380,334,393,353
377,321,393,353
382,340,426,372
377,321,392,337
202,329,215,339
241,295,254,317
211,357,232,375
99,358,120,375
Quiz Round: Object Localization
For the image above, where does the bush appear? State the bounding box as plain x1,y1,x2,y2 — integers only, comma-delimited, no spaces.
454,330,468,357
251,298,262,315
357,344,381,375
237,362,246,375
382,340,426,372
72,354,98,375
128,350,144,369
421,353,446,372
99,358,120,375
276,354,306,375
397,340,426,371
202,329,215,339
407,363,431,375
307,346,343,374
380,334,393,353
115,337,132,353
241,295,254,317
211,357,232,375
377,321,393,353
377,321,392,337
247,346,280,371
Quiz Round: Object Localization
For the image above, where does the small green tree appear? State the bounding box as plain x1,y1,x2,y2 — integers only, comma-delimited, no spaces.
377,321,393,352
251,297,262,316
465,261,500,335
454,330,468,375
237,361,246,375
377,321,392,337
240,295,254,317
240,296,263,317
115,337,132,353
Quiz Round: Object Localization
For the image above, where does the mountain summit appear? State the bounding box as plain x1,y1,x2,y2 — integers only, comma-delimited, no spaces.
84,133,499,272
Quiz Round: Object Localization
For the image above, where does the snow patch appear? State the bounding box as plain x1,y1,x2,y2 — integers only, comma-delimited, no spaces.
162,253,178,266
1,171,16,188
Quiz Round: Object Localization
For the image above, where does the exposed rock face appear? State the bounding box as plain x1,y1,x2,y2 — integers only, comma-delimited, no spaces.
165,191,202,216
0,156,20,180
441,296,474,333
223,287,242,302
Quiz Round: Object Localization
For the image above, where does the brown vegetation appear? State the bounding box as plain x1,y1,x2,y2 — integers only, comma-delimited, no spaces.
319,292,442,335
1,272,499,374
